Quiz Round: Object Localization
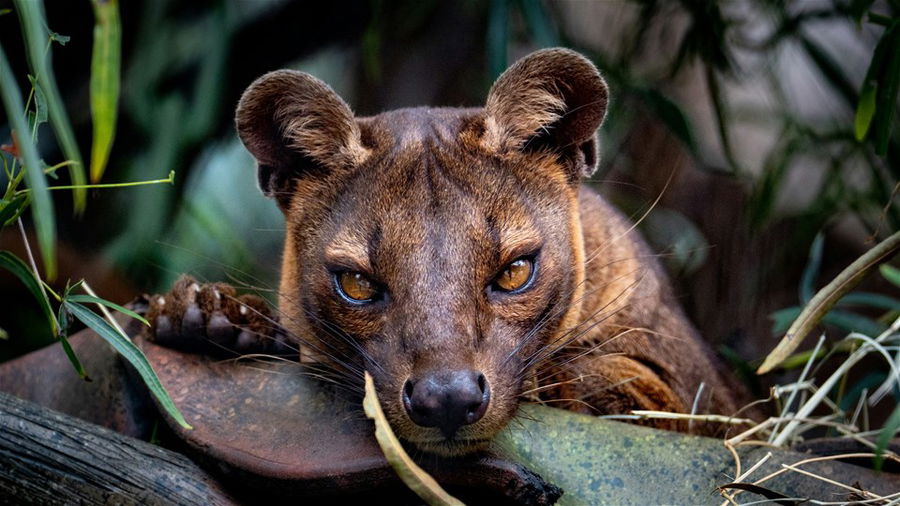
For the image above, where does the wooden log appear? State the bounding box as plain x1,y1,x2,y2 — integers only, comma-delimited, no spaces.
0,391,235,505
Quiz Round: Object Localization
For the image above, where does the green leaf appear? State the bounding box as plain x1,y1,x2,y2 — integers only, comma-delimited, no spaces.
748,132,798,228
770,306,801,334
800,35,860,114
14,0,87,213
705,67,741,174
855,83,877,141
0,193,27,227
56,303,89,381
89,0,121,183
777,345,830,371
882,264,900,287
840,370,887,412
636,87,698,153
758,230,900,374
63,301,192,429
770,305,887,336
26,75,47,125
875,402,900,471
517,0,558,48
0,251,56,335
856,21,892,141
850,0,877,24
49,31,69,46
0,44,56,280
487,0,509,81
821,309,887,336
58,336,89,380
0,327,8,340
66,279,85,295
65,294,149,326
838,291,900,311
800,232,825,304
874,23,900,156
57,297,68,332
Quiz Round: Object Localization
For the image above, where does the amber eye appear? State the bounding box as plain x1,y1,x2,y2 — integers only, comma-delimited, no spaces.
493,257,535,293
336,272,379,302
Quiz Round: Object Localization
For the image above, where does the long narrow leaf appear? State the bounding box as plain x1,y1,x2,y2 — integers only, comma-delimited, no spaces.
0,193,27,226
855,85,877,141
770,307,801,334
59,337,88,380
89,0,120,183
14,0,87,211
64,301,191,429
839,291,900,311
874,22,900,156
855,24,891,141
518,0,558,48
57,302,89,381
758,230,900,374
770,306,886,340
636,87,698,153
874,402,900,471
362,372,463,506
0,45,56,280
882,264,900,287
799,34,859,111
821,309,887,337
800,233,824,304
487,0,509,81
851,0,877,24
66,294,148,326
0,250,55,335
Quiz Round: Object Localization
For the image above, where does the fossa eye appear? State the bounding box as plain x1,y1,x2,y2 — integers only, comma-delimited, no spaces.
493,257,536,293
335,271,380,303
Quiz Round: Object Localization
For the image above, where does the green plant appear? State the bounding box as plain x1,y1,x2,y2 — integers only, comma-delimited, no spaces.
854,2,900,157
769,232,900,346
760,232,900,468
0,0,188,428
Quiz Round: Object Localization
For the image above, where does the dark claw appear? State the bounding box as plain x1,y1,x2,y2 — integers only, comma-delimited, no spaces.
235,330,258,352
146,277,294,359
206,312,235,348
181,304,205,340
267,332,295,356
153,315,175,346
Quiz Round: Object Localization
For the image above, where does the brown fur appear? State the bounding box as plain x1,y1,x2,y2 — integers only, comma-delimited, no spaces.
231,48,743,455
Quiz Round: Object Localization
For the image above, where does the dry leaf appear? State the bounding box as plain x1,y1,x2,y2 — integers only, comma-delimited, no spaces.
363,371,464,506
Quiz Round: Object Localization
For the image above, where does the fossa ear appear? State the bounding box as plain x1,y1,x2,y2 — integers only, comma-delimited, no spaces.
235,70,368,205
484,48,609,179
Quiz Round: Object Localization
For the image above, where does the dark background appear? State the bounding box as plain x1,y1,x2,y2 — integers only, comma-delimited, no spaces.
1,0,898,406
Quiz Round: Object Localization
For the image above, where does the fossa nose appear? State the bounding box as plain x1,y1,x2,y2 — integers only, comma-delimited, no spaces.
402,369,490,438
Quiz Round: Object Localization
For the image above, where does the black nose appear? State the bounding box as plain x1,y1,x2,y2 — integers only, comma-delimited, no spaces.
402,370,490,438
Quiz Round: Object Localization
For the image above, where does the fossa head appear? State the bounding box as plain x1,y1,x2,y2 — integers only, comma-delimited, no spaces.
236,48,608,455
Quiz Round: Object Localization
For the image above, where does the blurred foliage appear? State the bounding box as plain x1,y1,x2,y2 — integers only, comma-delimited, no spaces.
0,0,899,410
104,0,238,280
0,0,188,425
88,0,121,183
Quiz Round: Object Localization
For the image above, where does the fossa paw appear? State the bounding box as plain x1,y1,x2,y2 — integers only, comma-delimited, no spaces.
145,275,294,356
